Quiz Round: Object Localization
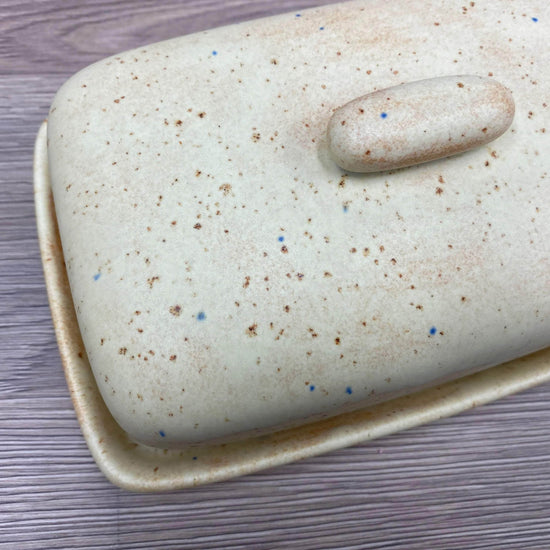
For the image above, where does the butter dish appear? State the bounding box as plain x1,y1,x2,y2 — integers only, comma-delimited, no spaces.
35,0,550,490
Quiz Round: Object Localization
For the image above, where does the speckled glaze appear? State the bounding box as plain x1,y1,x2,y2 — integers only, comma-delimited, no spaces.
45,0,549,452
327,75,515,172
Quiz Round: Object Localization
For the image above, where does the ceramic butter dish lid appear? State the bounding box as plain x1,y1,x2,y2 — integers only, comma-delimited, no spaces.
38,0,550,487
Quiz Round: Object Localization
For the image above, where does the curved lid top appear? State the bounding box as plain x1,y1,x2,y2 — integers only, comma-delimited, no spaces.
46,0,550,447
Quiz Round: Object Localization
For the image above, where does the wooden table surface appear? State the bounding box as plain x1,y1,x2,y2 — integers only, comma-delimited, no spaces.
2,1,550,548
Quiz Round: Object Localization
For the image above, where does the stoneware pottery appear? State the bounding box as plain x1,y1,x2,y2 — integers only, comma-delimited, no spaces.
35,0,550,490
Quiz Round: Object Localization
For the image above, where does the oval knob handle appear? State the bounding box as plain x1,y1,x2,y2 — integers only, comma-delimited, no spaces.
327,75,515,173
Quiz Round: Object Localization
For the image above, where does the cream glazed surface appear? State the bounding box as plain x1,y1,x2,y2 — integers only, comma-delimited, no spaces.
46,0,549,447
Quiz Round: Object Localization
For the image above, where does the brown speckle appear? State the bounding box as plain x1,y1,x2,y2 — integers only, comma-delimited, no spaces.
247,324,258,337
219,183,232,195
334,337,341,345
193,223,202,229
147,276,159,288
169,305,182,317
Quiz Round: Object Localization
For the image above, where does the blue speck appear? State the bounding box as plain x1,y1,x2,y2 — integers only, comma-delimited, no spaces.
380,112,388,119
343,205,349,213
310,385,315,392
159,430,166,437
93,273,101,281
296,13,301,17
197,311,206,321
319,26,325,30
278,235,285,242
429,326,437,335
212,50,218,56
532,17,538,22
346,386,353,395
192,456,197,460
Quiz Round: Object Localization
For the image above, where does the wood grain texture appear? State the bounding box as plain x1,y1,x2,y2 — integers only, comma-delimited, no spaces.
1,1,550,548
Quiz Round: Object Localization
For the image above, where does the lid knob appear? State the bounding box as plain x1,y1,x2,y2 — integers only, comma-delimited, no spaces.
327,75,515,173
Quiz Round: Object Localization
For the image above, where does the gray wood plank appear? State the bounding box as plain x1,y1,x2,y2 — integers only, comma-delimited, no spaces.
2,1,550,549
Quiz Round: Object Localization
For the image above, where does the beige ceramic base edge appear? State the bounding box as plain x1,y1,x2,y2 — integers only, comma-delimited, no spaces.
34,121,550,492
